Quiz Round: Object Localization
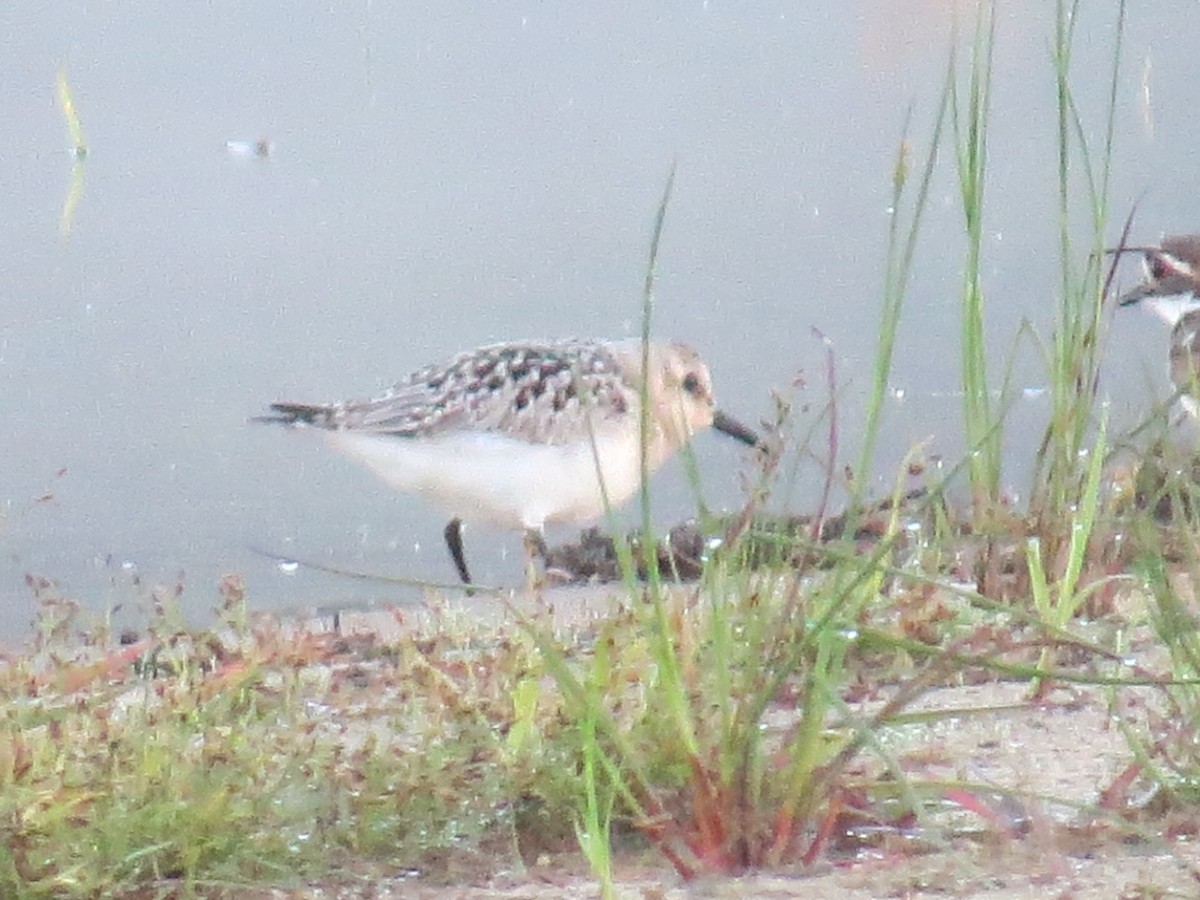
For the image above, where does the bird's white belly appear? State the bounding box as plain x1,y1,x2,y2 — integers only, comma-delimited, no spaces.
324,429,648,530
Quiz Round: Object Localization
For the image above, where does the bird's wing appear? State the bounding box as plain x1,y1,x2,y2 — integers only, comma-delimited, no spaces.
270,342,638,445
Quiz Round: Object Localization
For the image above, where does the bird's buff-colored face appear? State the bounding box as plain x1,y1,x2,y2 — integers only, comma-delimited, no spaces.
612,341,759,461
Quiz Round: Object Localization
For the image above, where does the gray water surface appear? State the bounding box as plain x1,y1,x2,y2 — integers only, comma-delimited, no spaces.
4,2,1198,637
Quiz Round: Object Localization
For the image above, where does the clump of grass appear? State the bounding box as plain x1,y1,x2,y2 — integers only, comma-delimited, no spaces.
531,537,912,874
1110,442,1200,821
523,152,1033,872
1026,0,1126,557
0,577,590,896
931,0,1128,620
531,0,1173,886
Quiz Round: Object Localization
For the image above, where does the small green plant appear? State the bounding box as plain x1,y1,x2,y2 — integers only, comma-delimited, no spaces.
574,631,617,900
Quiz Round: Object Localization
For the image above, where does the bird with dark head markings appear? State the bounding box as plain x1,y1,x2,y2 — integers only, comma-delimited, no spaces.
1110,235,1200,419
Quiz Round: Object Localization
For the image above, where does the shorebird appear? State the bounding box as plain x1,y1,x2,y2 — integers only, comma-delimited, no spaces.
258,338,761,585
1111,234,1200,418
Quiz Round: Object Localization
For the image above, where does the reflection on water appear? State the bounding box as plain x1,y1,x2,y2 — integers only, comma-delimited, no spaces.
2,2,1199,637
55,68,88,240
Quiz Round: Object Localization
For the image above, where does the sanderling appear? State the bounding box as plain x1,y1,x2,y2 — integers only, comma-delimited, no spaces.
1111,234,1200,418
258,338,760,584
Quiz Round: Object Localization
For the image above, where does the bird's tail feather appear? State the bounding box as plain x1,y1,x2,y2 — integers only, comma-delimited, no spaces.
251,402,333,426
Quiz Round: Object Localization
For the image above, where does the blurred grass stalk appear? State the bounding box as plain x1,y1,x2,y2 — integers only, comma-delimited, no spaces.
953,0,1002,514
854,95,948,509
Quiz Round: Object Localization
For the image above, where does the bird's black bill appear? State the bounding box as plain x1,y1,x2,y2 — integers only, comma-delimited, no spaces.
443,517,473,585
1117,288,1147,307
264,402,326,425
712,410,761,448
1104,245,1159,258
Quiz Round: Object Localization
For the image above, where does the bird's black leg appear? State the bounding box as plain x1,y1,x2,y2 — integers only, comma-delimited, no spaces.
444,518,472,585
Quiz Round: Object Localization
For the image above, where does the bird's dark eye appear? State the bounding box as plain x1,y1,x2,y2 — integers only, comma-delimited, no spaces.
682,372,703,396
1150,256,1174,280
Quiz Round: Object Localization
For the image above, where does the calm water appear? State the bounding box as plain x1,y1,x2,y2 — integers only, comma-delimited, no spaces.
3,2,1198,637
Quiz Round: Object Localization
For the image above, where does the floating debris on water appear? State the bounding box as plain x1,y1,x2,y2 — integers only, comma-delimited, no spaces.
56,68,87,239
226,138,273,158
56,68,88,159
